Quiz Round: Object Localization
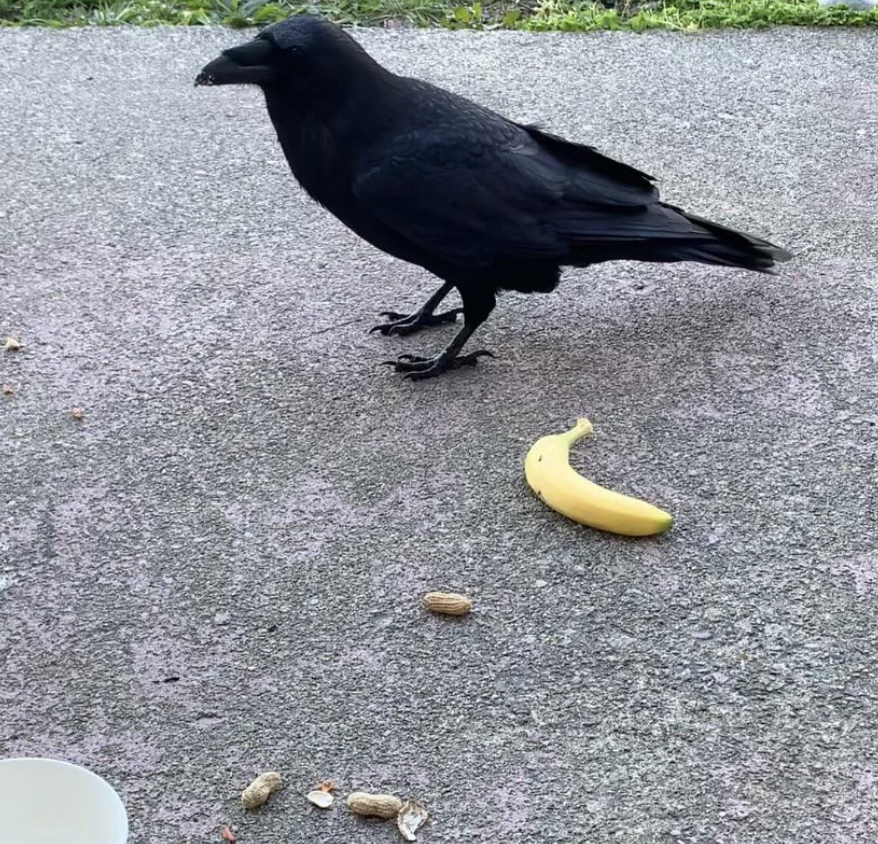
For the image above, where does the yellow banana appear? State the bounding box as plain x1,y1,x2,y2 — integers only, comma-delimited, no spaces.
524,418,673,537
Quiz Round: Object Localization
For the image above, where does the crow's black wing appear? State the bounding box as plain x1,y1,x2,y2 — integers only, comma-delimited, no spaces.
353,120,670,270
354,130,565,268
516,123,659,198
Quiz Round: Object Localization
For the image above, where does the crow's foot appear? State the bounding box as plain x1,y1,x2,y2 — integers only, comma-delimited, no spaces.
369,307,463,337
382,349,494,381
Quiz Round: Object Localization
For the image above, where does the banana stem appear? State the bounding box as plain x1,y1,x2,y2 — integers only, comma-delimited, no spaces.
559,417,594,446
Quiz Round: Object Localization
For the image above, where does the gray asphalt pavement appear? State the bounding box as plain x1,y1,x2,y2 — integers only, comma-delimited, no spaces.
2,23,877,844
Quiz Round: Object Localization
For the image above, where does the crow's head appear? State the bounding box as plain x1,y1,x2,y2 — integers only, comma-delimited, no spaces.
195,14,382,100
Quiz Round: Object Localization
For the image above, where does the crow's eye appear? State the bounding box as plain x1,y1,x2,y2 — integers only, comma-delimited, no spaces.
287,45,306,59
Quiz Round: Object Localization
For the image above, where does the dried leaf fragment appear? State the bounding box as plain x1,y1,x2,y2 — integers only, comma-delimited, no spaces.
241,771,283,809
4,337,22,352
71,407,85,420
306,789,335,809
2,383,14,396
397,799,428,841
220,825,236,843
318,780,335,793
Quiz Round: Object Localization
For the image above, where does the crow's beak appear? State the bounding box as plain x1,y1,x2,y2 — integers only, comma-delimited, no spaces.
195,38,275,87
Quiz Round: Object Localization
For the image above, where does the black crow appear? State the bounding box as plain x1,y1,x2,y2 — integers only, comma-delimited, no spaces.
195,15,792,381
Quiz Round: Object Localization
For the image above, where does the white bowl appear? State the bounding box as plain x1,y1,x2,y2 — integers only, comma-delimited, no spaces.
0,757,129,844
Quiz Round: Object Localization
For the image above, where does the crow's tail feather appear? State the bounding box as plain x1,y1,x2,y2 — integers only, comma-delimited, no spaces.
662,205,793,274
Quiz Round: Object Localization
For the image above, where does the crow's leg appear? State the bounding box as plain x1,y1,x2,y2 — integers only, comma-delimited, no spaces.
384,287,496,381
370,281,462,336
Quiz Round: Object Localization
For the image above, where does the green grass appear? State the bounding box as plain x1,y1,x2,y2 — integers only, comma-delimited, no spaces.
1,0,875,30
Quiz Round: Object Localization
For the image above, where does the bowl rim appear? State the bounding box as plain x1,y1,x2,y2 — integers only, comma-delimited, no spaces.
0,756,129,838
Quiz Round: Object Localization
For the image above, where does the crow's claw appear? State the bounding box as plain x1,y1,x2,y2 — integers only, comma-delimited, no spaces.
370,307,463,337
383,349,494,380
